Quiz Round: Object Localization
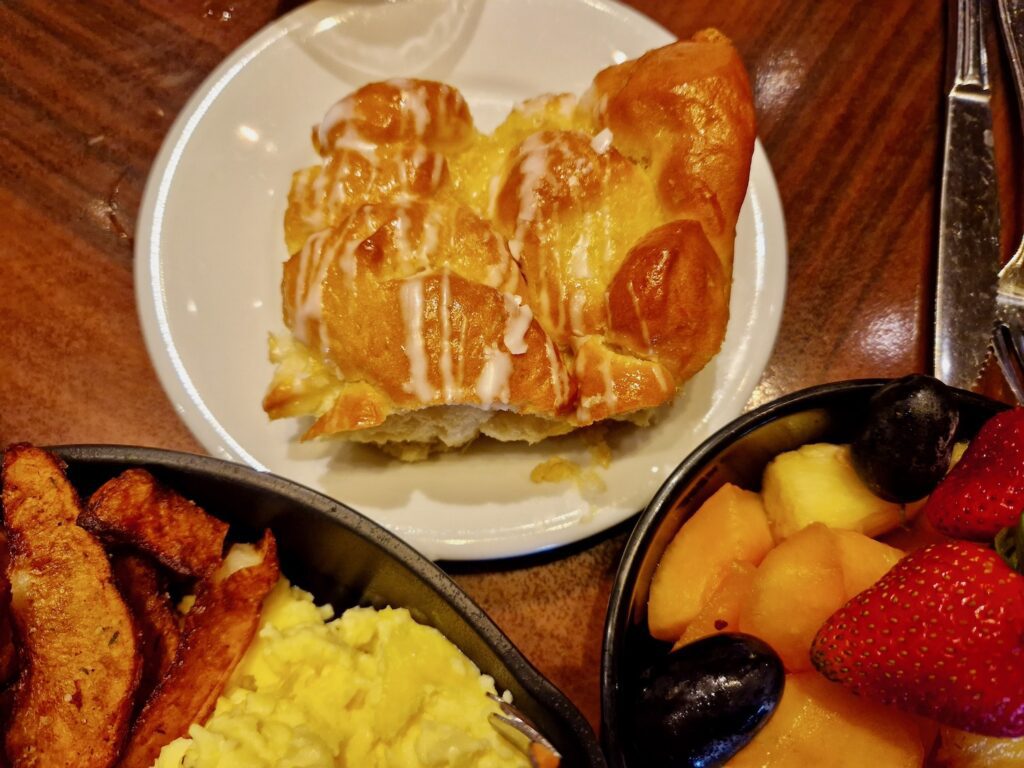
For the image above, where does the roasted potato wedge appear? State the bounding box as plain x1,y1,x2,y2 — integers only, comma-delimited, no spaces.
0,530,17,687
111,553,181,710
81,469,228,578
118,532,279,768
1,445,140,768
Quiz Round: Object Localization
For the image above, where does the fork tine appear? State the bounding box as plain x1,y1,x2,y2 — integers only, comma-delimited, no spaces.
994,322,1024,403
486,693,561,766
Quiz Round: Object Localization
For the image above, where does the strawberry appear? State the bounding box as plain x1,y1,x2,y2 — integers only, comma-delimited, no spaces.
924,407,1024,540
810,541,1024,737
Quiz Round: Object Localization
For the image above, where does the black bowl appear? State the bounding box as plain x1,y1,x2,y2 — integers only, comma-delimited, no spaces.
599,379,1006,767
51,445,605,768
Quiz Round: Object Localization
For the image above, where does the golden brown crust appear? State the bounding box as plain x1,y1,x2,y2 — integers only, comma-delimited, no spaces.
110,553,181,713
1,444,140,768
81,469,228,578
606,220,730,384
316,79,474,155
0,530,17,688
117,533,279,768
585,29,756,267
265,30,755,453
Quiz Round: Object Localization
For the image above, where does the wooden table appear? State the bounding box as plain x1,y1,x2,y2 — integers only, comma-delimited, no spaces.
1,0,1019,735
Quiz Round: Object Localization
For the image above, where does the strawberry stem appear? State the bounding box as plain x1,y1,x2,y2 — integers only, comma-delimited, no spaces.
995,514,1024,574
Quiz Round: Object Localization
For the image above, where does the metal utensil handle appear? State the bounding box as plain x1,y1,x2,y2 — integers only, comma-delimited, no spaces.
958,0,990,88
999,0,1024,114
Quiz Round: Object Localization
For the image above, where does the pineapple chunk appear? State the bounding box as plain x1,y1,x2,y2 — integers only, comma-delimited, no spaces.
762,443,904,540
937,726,1024,767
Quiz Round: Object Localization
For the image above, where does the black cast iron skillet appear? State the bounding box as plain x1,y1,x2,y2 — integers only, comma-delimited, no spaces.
51,445,606,768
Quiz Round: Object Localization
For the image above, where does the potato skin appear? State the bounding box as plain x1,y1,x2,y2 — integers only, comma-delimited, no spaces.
1,444,140,768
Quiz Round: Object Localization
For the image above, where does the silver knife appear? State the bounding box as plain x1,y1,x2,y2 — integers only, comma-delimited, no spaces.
933,0,1002,389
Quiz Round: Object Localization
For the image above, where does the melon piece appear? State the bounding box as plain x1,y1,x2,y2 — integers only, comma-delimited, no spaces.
833,529,904,598
648,484,773,641
936,725,1024,767
727,672,929,767
673,561,757,649
738,523,846,671
762,443,905,540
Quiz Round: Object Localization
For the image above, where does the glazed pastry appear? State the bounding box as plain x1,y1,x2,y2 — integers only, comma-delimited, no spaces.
264,30,756,460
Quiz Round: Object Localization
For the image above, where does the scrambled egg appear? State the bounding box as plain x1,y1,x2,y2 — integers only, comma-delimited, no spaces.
153,581,528,768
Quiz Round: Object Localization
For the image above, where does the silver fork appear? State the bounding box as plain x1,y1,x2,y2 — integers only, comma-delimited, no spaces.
487,693,562,767
994,0,1024,401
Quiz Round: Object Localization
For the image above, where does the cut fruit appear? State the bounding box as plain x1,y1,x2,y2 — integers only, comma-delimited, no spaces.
673,561,757,648
738,523,845,671
648,484,773,641
726,672,929,767
832,529,904,598
936,725,1024,767
762,443,905,540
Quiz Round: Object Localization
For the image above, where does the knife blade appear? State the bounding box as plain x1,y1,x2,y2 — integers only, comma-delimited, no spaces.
933,0,1002,389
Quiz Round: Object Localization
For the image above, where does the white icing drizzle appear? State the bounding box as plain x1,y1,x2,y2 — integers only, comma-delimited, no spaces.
292,230,330,347
515,133,551,228
569,289,587,337
626,282,652,353
590,127,613,155
429,152,446,188
569,230,590,278
388,78,432,139
439,271,456,401
475,345,512,406
399,277,436,402
336,237,360,283
487,173,503,218
575,355,592,423
318,96,355,150
544,337,569,407
651,364,670,393
402,145,427,186
420,206,441,264
502,294,533,355
333,124,379,157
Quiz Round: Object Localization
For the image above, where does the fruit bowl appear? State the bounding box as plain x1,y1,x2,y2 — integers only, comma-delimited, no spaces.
51,445,605,768
600,379,1006,767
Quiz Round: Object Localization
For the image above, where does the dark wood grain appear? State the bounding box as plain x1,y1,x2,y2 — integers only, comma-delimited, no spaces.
0,0,1018,736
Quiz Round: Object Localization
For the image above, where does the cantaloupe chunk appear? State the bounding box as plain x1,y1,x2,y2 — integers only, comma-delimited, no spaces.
762,443,905,540
833,529,904,598
727,672,929,767
936,725,1024,767
673,561,757,649
648,484,773,641
738,523,846,671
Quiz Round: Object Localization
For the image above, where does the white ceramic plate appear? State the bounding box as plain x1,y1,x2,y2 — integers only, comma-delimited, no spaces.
136,0,787,561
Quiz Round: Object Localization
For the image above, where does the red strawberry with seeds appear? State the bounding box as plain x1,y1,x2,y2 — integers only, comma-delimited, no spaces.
924,407,1024,540
810,541,1024,737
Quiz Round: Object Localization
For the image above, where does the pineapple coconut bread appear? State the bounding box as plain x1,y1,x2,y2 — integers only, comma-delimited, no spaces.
262,30,756,460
